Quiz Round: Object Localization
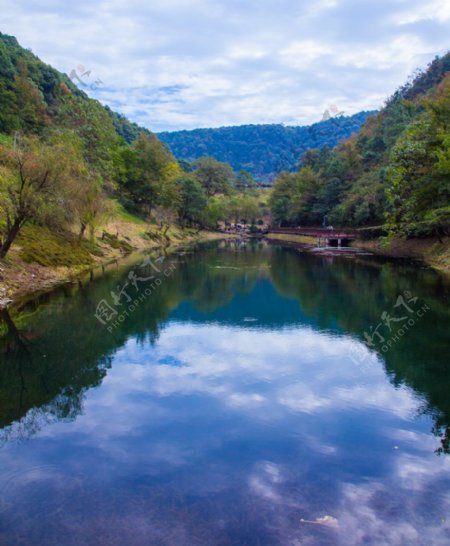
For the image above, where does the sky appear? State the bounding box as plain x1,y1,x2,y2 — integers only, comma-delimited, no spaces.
1,0,449,131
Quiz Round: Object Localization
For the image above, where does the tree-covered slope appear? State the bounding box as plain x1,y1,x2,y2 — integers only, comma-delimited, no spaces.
269,52,450,238
158,112,374,182
0,31,148,143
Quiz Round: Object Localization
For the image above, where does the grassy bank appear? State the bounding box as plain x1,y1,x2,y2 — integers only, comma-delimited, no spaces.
266,233,318,245
353,237,450,274
0,206,229,307
266,230,450,274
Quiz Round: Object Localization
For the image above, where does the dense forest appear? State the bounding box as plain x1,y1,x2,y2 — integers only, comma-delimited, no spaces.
0,32,268,262
270,52,450,238
0,30,448,268
158,112,373,182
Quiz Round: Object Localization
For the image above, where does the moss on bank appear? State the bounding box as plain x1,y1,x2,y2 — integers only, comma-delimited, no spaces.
266,230,450,274
18,225,94,266
353,237,450,274
0,212,229,307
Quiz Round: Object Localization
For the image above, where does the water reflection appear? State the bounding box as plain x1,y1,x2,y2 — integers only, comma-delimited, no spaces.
0,241,449,545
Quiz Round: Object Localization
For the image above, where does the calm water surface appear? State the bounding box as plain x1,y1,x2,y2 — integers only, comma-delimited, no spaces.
0,241,449,545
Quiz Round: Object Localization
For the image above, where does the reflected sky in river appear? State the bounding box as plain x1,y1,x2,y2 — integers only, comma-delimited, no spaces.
0,241,449,545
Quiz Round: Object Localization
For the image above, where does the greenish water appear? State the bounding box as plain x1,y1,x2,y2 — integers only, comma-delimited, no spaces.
0,240,449,545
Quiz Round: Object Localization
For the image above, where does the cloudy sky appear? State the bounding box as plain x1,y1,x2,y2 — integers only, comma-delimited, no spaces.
1,0,449,131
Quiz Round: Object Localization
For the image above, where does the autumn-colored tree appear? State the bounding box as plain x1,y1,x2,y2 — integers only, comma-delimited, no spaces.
0,132,88,257
386,75,450,238
14,60,47,132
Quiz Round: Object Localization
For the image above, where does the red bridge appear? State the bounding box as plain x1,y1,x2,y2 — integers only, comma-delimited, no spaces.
269,227,358,247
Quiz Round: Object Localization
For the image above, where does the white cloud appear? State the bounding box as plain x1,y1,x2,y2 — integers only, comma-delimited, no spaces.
1,1,448,129
392,0,450,25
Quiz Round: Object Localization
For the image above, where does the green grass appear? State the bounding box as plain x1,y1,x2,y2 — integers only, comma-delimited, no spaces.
18,225,93,266
115,202,146,224
100,232,134,252
267,233,317,245
0,133,13,146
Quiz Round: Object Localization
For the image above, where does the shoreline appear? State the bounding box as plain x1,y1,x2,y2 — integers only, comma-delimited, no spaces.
266,233,450,274
0,230,234,310
3,231,448,310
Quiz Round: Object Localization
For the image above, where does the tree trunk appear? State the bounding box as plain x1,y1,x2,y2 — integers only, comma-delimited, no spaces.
0,219,23,259
78,222,87,243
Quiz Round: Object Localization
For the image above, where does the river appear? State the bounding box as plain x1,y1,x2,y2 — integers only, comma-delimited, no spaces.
0,240,449,545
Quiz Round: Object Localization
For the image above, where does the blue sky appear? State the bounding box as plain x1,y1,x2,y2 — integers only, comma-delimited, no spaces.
1,0,449,131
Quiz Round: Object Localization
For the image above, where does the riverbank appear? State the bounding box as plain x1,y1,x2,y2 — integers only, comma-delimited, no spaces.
0,213,231,308
353,237,450,274
266,232,450,274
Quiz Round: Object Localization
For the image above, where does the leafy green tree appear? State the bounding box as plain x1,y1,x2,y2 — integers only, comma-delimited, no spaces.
194,156,234,197
240,196,260,226
0,82,19,133
288,166,322,225
203,195,227,229
176,176,207,227
57,96,121,185
235,169,256,189
120,133,178,218
269,172,297,226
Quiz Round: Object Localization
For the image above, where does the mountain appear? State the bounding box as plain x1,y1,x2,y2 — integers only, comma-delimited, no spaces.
158,112,375,182
269,52,450,238
0,31,149,143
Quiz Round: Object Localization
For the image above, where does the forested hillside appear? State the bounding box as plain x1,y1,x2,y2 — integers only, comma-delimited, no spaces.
0,31,271,275
1,29,448,285
158,112,374,182
270,53,450,240
0,34,147,142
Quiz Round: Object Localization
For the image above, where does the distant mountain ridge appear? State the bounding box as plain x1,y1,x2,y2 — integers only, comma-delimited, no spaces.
158,111,375,182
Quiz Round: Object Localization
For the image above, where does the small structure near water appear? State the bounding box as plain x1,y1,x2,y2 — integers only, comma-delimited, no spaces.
269,227,358,248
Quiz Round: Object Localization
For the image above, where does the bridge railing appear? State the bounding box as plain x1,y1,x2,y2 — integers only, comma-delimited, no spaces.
270,227,358,239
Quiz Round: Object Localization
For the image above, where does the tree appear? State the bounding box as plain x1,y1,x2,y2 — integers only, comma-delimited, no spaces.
203,195,227,229
0,133,86,258
13,59,47,132
240,196,260,227
120,133,179,219
269,172,297,226
235,169,256,189
0,82,19,133
288,166,322,225
176,176,207,227
57,95,121,187
386,75,450,238
74,174,108,242
194,156,234,197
